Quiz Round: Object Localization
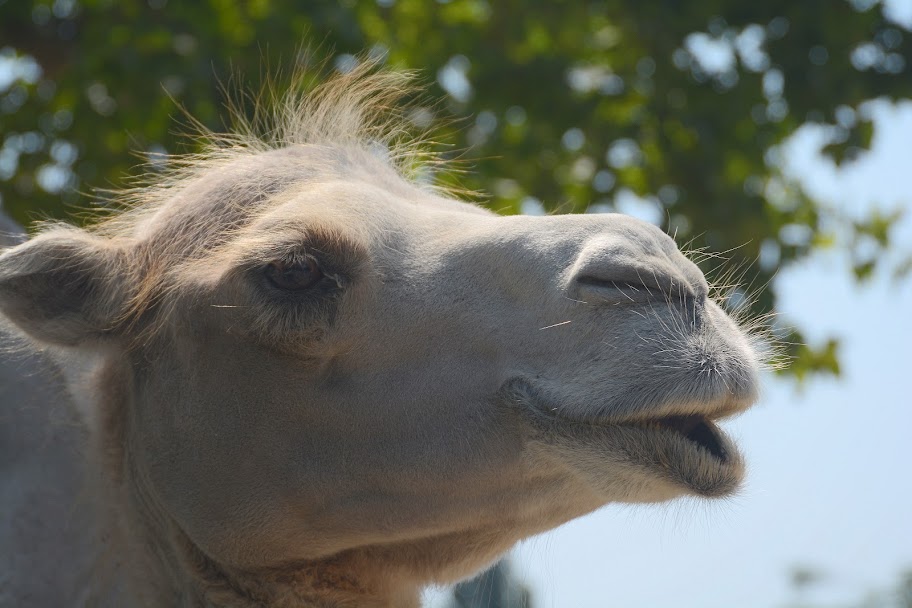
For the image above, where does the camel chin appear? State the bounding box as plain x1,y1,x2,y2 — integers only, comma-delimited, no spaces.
0,62,762,607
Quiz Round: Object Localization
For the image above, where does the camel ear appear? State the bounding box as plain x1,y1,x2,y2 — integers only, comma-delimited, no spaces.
0,230,129,346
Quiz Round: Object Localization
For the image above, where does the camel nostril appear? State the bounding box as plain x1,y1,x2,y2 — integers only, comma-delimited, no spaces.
583,279,648,291
573,269,696,305
576,276,655,303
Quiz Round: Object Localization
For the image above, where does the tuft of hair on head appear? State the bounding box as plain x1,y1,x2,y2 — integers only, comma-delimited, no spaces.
79,51,465,241
219,54,433,167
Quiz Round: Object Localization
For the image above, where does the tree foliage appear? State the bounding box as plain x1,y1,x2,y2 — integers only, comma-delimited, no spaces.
785,565,912,608
1,0,910,377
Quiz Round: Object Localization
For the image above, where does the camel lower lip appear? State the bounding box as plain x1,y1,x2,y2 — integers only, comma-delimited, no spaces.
612,413,743,496
530,406,744,497
623,415,729,461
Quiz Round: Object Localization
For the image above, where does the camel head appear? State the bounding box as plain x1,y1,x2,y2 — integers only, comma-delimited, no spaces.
0,66,760,606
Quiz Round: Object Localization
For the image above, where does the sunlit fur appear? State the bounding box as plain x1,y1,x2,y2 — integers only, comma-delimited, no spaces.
0,61,763,607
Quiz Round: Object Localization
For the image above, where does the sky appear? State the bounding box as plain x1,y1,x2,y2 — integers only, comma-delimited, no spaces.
425,99,912,608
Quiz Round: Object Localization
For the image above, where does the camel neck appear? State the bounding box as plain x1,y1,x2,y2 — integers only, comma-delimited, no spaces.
111,466,421,607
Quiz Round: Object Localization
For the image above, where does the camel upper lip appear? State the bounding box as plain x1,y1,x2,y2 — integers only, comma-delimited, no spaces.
615,393,755,425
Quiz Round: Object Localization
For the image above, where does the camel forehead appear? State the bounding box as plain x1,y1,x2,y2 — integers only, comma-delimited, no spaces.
141,146,381,233
253,179,490,236
140,144,486,251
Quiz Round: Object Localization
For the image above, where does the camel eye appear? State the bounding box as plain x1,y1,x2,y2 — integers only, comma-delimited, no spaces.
264,258,323,291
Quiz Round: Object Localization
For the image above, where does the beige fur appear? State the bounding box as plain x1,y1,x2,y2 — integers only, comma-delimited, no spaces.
0,62,761,607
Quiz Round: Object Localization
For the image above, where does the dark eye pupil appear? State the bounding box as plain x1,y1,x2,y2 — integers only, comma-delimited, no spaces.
265,259,323,291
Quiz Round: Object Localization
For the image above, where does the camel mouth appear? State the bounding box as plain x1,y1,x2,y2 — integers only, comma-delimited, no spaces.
509,375,748,498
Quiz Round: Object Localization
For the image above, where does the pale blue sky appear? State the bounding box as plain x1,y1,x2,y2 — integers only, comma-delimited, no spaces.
428,97,912,608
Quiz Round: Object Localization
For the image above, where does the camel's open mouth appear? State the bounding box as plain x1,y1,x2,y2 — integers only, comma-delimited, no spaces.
510,376,749,496
624,414,728,461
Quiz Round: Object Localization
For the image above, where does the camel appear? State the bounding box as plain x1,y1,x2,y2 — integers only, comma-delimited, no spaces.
0,64,761,607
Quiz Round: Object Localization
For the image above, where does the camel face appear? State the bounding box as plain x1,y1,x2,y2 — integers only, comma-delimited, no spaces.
0,69,760,603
